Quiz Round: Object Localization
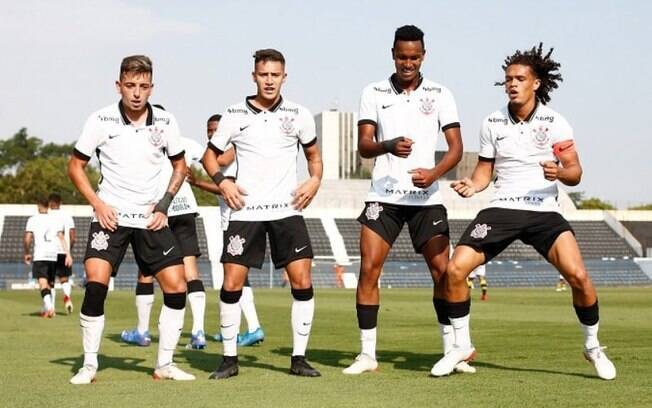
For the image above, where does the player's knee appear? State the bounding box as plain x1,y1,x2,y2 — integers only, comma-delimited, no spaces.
291,286,314,301
220,288,242,304
564,266,590,289
81,281,109,317
163,292,186,310
446,261,469,284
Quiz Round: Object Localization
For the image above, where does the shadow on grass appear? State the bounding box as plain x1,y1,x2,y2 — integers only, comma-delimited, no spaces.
472,361,596,379
179,347,290,376
50,355,149,375
106,332,159,347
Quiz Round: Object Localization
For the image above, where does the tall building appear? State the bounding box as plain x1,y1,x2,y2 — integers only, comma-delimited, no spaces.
315,110,372,180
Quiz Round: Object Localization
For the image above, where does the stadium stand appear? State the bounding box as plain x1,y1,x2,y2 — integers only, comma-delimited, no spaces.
622,221,652,256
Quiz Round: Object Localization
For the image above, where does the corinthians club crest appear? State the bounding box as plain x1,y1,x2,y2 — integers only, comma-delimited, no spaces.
470,223,491,240
148,126,165,147
279,116,295,135
365,202,383,221
226,234,246,256
419,97,435,115
91,231,110,251
531,125,550,149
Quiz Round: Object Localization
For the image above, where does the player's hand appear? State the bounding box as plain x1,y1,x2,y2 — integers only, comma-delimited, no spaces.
186,168,196,186
292,176,321,210
65,254,73,268
147,204,169,231
408,168,436,189
220,179,248,210
24,254,32,265
94,200,118,232
451,177,477,198
381,137,413,158
540,160,560,181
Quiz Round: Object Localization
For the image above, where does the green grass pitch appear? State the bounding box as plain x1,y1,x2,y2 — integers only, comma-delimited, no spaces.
1,287,650,407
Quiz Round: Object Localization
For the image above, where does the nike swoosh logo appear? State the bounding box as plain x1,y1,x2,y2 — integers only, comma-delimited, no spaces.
295,245,308,253
433,220,443,226
240,125,250,131
381,104,393,109
302,322,311,326
163,247,174,255
496,136,506,141
108,134,119,139
220,324,234,329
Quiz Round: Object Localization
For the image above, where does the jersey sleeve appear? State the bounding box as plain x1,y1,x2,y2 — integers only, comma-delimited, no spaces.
478,120,496,160
74,114,102,160
209,110,237,153
358,86,377,126
25,216,35,232
550,115,574,145
184,138,206,165
165,115,185,160
65,214,75,229
298,108,317,146
439,88,461,131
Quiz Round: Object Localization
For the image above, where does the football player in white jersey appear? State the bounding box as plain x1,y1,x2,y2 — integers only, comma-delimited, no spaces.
190,114,265,347
202,49,323,379
431,44,616,380
24,197,72,318
68,55,195,383
343,25,467,375
48,193,76,314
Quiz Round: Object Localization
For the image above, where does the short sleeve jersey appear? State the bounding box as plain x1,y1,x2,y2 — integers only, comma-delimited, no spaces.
479,103,574,212
209,96,317,222
48,209,75,254
26,213,64,261
219,143,237,230
74,102,185,228
359,74,460,206
159,136,204,217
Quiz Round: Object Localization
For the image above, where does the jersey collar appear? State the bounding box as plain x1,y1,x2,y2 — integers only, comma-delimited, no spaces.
389,73,424,94
507,100,539,124
118,101,154,126
245,95,284,114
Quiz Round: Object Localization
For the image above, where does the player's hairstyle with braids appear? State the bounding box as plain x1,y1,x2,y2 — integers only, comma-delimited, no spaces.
495,43,562,105
393,25,425,49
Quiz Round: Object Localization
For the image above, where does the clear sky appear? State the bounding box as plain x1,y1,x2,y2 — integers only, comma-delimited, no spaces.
1,0,650,207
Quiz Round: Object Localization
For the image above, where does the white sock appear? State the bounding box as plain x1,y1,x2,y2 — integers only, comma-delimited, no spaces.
188,291,206,334
360,328,377,360
240,286,260,333
291,298,315,356
220,301,241,356
581,322,600,350
450,314,472,349
157,305,185,369
62,281,72,297
80,313,104,369
440,324,454,354
43,294,53,311
50,287,56,308
136,294,154,334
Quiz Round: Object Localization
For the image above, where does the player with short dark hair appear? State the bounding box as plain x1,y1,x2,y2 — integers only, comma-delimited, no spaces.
430,44,616,380
24,197,72,318
48,193,76,314
203,49,323,379
342,25,466,375
190,114,265,347
67,55,195,384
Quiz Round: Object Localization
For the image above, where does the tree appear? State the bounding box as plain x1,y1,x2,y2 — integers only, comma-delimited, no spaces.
577,197,615,210
0,156,100,204
629,203,652,210
0,128,42,173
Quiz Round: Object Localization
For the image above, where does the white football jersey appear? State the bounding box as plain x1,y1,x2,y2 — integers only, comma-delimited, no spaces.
159,136,204,217
479,103,574,212
26,213,64,261
48,209,75,254
209,96,317,222
74,102,185,228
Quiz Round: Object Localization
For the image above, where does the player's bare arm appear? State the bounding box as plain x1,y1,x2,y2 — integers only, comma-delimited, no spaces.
69,228,76,251
540,142,582,185
57,231,73,267
148,156,187,231
293,143,323,210
23,231,33,264
189,147,236,195
410,127,463,188
68,155,118,231
358,123,413,159
451,159,494,198
202,146,247,210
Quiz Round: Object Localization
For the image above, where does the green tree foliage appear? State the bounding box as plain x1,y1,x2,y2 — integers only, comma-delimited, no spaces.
0,128,99,204
629,203,652,210
577,197,615,210
189,166,220,206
